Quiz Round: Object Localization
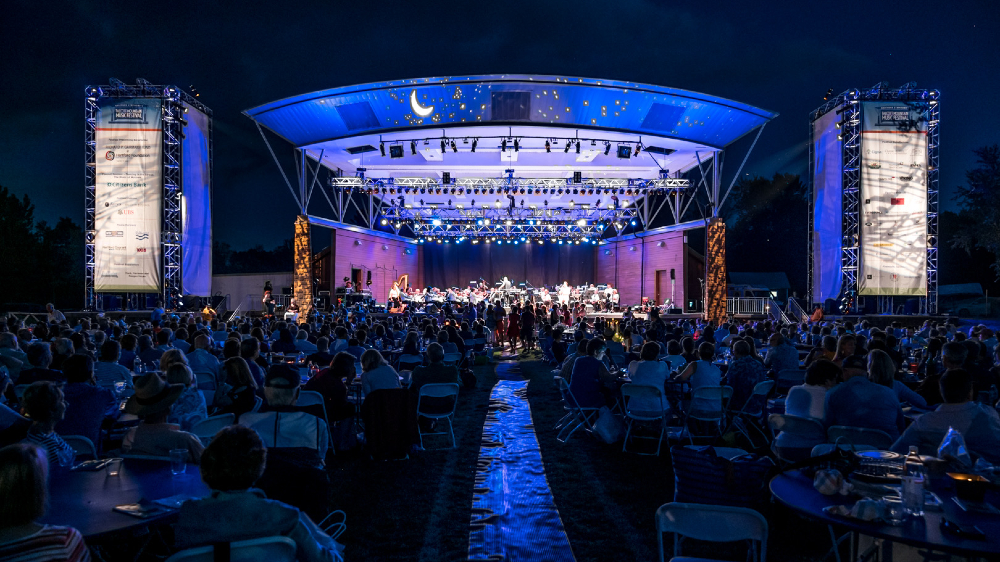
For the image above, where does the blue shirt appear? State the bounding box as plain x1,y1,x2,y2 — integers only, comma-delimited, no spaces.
891,402,1000,463
56,382,117,446
825,376,905,440
570,356,608,408
764,343,799,373
725,356,767,411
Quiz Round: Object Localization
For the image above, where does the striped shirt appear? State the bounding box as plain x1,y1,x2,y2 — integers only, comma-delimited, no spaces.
0,525,90,561
23,430,75,468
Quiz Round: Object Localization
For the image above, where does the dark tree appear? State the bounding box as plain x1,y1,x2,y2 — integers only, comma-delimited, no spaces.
951,144,1000,278
722,173,809,294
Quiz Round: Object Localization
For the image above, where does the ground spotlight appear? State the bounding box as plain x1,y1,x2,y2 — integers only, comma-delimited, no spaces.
379,142,386,157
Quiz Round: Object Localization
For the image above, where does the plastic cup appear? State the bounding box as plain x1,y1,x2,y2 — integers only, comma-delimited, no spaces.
114,382,125,395
105,458,123,477
170,449,187,476
881,496,905,525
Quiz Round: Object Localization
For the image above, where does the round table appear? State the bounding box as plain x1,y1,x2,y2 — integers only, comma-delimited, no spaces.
43,458,209,539
770,470,1000,558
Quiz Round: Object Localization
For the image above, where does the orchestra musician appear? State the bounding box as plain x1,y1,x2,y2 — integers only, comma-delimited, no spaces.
557,282,570,306
201,303,217,323
500,276,512,290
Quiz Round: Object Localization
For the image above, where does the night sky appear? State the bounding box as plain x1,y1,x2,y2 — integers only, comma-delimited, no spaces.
2,0,997,250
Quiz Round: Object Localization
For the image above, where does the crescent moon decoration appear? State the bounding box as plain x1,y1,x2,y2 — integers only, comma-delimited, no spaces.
410,90,434,117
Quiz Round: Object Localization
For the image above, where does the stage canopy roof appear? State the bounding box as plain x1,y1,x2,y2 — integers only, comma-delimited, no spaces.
245,76,777,240
245,75,776,180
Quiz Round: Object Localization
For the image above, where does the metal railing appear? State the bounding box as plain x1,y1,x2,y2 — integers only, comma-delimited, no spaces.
727,297,768,316
786,298,809,324
767,299,791,324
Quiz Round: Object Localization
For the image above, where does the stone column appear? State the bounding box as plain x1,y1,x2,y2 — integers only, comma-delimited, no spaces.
293,214,313,320
705,217,727,324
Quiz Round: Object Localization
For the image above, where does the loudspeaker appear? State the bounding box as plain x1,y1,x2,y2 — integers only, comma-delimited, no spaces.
667,308,682,314
366,271,372,287
281,287,292,296
670,268,675,280
181,295,201,311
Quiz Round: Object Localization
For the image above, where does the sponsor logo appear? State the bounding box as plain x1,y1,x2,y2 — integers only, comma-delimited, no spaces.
117,209,135,215
105,231,124,238
105,245,126,250
136,247,147,253
891,198,905,205
867,162,881,169
111,104,147,123
135,232,150,241
910,163,921,168
877,106,912,125
898,176,912,182
100,274,119,278
105,150,115,161
873,243,894,247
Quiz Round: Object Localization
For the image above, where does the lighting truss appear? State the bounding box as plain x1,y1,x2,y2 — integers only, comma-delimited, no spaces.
387,205,639,240
83,81,211,311
330,176,689,195
809,83,939,314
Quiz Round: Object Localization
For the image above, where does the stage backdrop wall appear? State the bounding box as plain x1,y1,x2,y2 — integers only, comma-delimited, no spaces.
596,231,687,308
421,243,596,291
328,229,421,302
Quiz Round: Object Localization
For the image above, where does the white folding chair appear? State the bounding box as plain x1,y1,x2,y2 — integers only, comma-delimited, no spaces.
554,376,599,443
191,413,235,446
620,384,667,456
827,425,894,450
61,435,98,460
684,386,733,445
723,380,775,447
442,353,462,367
397,354,423,371
297,390,336,455
775,369,806,395
655,502,767,562
195,372,217,408
416,383,460,449
768,413,827,464
165,536,296,562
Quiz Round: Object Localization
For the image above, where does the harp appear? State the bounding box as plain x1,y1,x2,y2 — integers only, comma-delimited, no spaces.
394,274,409,292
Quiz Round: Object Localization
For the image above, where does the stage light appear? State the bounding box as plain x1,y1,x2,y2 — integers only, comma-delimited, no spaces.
451,141,458,153
513,240,519,245
564,141,570,153
577,219,587,227
441,139,446,152
824,88,834,101
634,143,641,157
380,143,386,157
431,219,442,226
471,138,477,152
477,219,483,226
573,171,582,183
472,239,479,244
558,240,563,245
483,218,490,225
520,237,526,242
582,237,589,242
395,223,401,229
630,220,636,226
604,142,611,155
575,240,580,245
502,138,507,152
411,141,417,155
380,218,388,226
545,140,551,153
617,145,631,159
497,240,503,245
505,220,513,226
576,141,581,154
514,139,519,152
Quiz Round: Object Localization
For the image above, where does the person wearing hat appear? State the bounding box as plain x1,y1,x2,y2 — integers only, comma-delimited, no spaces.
824,354,905,440
121,373,204,463
238,364,329,466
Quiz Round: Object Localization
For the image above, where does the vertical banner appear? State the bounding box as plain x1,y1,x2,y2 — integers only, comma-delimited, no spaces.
811,106,844,303
94,98,163,292
181,103,212,296
859,102,928,296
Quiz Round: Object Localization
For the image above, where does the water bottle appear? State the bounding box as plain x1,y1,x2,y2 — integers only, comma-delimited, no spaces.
902,446,925,517
376,338,383,351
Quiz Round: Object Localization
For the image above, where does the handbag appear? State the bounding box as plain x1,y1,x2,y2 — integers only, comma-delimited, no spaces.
593,406,626,444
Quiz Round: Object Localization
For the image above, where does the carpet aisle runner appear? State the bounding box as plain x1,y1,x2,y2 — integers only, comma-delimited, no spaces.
467,361,576,562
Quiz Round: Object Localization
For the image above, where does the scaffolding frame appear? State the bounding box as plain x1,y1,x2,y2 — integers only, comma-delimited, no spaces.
84,80,211,310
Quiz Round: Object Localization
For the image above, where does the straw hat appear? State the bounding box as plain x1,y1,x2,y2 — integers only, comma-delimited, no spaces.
125,373,185,416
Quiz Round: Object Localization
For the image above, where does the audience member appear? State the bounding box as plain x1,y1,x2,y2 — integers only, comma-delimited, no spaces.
165,364,208,432
626,342,669,412
763,333,798,374
122,373,204,463
216,357,259,419
15,343,65,385
19,382,75,469
726,340,768,411
240,365,330,466
569,338,614,409
360,349,401,397
55,355,117,448
0,444,90,561
892,369,1000,463
824,355,904,440
172,426,342,562
675,342,723,413
785,359,840,421
94,340,132,389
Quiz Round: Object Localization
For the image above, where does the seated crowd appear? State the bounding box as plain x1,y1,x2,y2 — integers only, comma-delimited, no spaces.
2,301,1000,560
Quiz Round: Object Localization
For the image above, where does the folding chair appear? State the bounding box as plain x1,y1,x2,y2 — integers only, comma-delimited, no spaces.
165,536,296,562
827,425,894,450
684,386,733,445
442,353,462,367
61,435,98,461
620,384,668,456
768,413,826,464
191,413,235,446
297,390,336,455
723,380,775,447
775,369,806,395
655,502,767,562
195,372,217,408
416,383,459,449
661,355,687,373
554,376,599,443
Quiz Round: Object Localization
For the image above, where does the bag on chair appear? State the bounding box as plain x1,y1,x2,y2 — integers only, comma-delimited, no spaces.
593,406,626,444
